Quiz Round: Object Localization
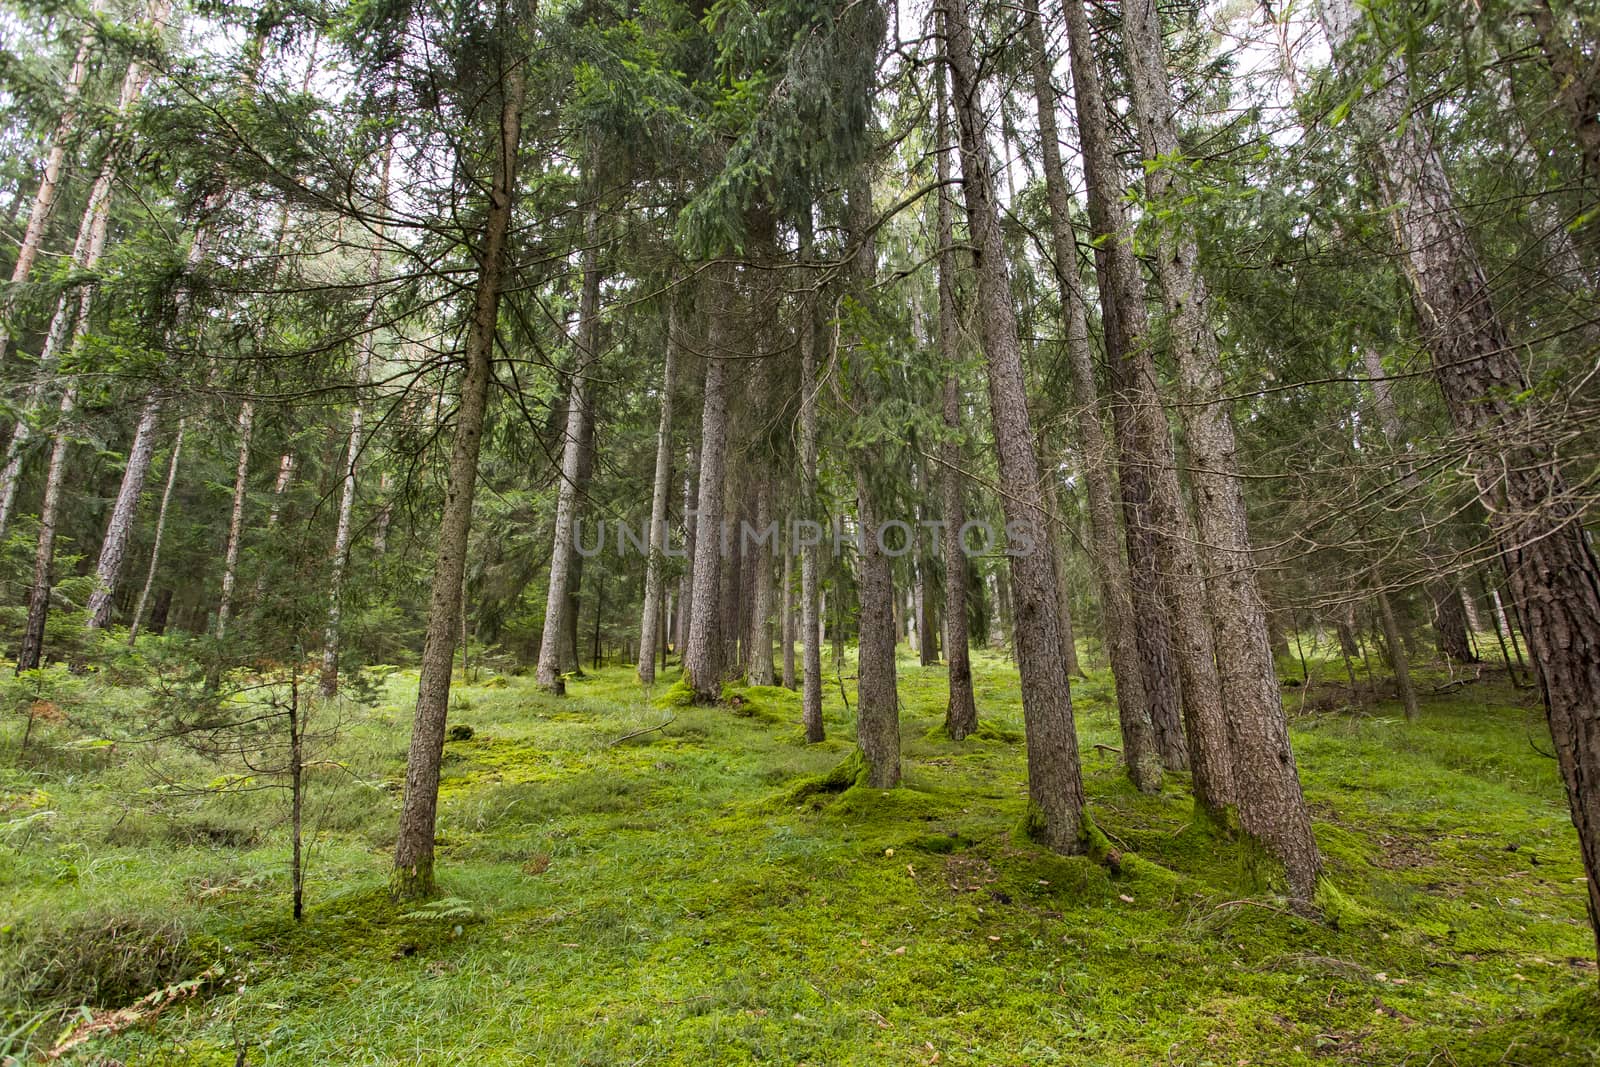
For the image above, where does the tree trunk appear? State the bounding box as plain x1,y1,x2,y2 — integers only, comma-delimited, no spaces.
1429,580,1478,663
214,400,254,641
16,385,75,672
682,266,733,702
945,0,1086,849
638,299,678,685
1326,0,1600,948
1375,587,1419,721
675,443,698,655
745,473,775,684
781,535,795,688
843,174,902,788
85,396,162,629
933,67,979,740
321,140,392,696
391,58,523,900
1528,0,1600,195
129,419,184,643
1063,0,1233,814
535,215,601,693
799,216,826,739
0,0,103,370
1122,0,1321,897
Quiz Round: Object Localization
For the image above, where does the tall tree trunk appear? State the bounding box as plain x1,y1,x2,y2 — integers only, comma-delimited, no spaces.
214,400,254,641
321,140,393,696
799,215,826,740
1062,0,1232,814
675,443,698,654
682,266,733,701
83,396,162,629
745,472,775,684
535,214,601,693
392,57,524,900
945,0,1086,848
1019,0,1159,783
638,300,678,685
933,66,979,740
1325,0,1600,948
1375,586,1419,721
0,0,103,370
128,419,184,643
1122,0,1320,897
16,384,75,672
781,537,795,688
845,177,901,788
1430,581,1478,664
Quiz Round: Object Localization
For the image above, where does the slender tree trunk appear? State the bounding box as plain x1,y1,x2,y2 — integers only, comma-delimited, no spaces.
1327,0,1600,948
321,141,393,696
638,300,678,685
844,176,902,788
676,443,698,653
682,266,733,701
215,400,254,641
745,472,775,684
781,536,795,688
84,397,161,629
933,69,979,740
1123,0,1320,896
16,385,75,672
373,471,394,556
799,218,825,740
392,58,524,900
1063,0,1232,814
1019,1,1160,775
1375,586,1419,721
535,214,601,693
0,0,103,370
128,419,184,643
945,0,1086,847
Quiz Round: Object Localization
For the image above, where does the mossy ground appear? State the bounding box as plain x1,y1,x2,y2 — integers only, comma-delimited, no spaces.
2,644,1596,1064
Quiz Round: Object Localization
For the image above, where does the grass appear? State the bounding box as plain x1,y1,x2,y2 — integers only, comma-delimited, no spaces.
1,643,1596,1064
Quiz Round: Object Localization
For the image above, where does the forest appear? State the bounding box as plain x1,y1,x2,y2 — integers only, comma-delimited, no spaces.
0,0,1598,1061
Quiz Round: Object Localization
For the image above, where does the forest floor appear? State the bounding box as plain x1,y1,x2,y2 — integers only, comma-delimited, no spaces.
2,645,1597,1065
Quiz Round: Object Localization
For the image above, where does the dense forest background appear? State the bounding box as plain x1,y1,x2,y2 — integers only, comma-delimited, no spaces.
0,0,1598,1060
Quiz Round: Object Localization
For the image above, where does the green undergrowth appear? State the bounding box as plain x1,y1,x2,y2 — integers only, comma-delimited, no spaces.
1,648,1595,1064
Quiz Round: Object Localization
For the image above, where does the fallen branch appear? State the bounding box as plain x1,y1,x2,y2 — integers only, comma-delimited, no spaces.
607,715,675,747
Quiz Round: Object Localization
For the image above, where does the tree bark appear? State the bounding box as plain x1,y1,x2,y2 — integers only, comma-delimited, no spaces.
933,63,979,740
799,215,826,740
675,443,698,653
1325,0,1600,948
1375,586,1419,721
745,472,775,684
845,176,901,788
682,266,734,702
321,140,392,696
1528,0,1600,195
84,396,161,629
128,419,184,643
392,57,523,900
1063,0,1233,812
781,534,795,688
1122,0,1320,897
945,0,1086,847
535,213,601,693
0,0,103,369
638,299,678,685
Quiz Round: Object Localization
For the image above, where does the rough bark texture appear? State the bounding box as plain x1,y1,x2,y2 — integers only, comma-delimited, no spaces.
535,217,601,692
129,419,184,643
1063,0,1233,815
799,217,826,741
85,396,162,629
1429,580,1478,663
682,267,733,702
781,537,795,688
946,0,1086,849
1375,587,1419,721
846,176,901,788
1025,0,1163,786
745,473,775,685
0,0,102,369
638,301,678,685
391,60,523,899
676,443,698,654
1123,0,1320,898
1325,0,1600,947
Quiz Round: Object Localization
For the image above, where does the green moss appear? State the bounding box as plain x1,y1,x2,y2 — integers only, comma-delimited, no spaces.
654,677,697,709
